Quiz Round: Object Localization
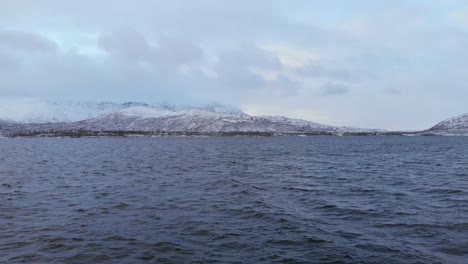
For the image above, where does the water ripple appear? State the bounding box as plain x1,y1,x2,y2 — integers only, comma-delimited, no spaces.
0,136,467,263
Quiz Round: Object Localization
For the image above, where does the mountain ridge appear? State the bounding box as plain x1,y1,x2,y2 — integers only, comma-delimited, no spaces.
0,100,244,124
0,101,383,136
1,100,467,137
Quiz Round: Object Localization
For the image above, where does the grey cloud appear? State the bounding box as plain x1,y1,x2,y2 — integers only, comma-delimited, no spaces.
211,46,298,98
99,30,152,62
321,82,349,96
267,75,299,97
351,53,410,70
384,88,401,95
218,45,282,70
99,30,204,66
298,61,353,81
154,38,204,66
213,46,281,92
0,34,286,104
0,29,57,52
0,52,18,71
215,60,265,92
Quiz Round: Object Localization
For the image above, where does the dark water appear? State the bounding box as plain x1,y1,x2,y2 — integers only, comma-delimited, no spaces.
0,137,467,264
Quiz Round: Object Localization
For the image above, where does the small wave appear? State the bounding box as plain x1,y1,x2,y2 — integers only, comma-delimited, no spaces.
283,186,320,192
355,243,401,253
426,188,466,194
436,242,468,256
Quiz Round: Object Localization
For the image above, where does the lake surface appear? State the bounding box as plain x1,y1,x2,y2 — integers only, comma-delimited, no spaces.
0,137,467,263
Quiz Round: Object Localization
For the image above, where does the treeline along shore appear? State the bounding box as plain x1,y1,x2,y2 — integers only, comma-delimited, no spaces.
4,129,432,138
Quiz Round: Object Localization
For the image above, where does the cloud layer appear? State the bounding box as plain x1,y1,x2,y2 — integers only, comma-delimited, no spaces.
1,0,468,130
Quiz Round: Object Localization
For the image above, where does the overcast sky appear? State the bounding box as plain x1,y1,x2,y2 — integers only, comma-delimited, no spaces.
1,0,468,130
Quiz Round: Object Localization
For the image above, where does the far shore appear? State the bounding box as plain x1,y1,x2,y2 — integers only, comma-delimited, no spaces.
3,130,460,138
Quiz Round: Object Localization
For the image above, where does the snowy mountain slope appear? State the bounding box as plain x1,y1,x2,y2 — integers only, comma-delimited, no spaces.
0,100,243,124
3,102,468,136
426,113,468,135
0,119,20,136
0,100,384,136
42,106,379,134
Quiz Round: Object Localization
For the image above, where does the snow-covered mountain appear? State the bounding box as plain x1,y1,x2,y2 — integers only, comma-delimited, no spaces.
0,100,243,124
69,106,338,133
0,119,18,137
0,101,382,136
3,101,467,137
426,113,468,135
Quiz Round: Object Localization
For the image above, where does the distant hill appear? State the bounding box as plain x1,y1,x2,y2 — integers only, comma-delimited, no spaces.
0,100,382,137
425,113,468,136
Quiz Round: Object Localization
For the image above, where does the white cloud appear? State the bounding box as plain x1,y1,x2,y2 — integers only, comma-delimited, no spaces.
260,45,321,68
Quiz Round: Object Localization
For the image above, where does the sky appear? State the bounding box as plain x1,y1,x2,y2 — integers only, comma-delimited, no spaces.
1,0,468,130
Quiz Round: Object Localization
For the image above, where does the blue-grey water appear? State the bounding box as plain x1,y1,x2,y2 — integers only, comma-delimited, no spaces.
0,137,467,264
